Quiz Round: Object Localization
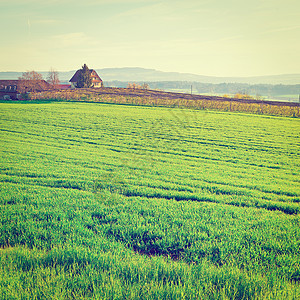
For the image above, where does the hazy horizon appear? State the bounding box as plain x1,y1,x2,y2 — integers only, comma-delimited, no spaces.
1,0,299,77
1,67,300,78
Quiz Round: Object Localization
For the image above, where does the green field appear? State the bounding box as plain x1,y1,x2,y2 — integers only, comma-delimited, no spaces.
0,102,299,299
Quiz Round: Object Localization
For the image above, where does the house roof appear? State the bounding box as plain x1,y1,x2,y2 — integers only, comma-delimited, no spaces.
58,84,71,89
0,79,51,92
69,70,81,82
69,69,102,82
0,80,19,87
0,80,19,93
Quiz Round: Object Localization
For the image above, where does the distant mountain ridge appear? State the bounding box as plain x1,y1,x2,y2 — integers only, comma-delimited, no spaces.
0,67,300,85
96,68,300,85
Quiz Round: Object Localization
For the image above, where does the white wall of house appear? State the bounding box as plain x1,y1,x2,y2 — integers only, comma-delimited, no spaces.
93,82,102,87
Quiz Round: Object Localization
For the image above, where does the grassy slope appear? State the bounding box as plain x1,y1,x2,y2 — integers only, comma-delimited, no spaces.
0,102,299,299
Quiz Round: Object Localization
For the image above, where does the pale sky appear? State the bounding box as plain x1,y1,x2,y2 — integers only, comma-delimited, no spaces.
0,0,299,76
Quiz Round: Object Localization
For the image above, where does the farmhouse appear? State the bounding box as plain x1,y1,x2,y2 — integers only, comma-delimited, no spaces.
69,69,103,88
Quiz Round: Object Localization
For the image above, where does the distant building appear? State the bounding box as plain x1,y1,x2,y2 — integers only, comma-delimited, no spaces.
69,69,103,88
57,84,71,90
0,80,20,100
0,80,50,100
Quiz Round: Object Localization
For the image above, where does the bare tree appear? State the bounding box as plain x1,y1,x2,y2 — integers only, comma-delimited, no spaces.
18,71,47,93
47,68,60,89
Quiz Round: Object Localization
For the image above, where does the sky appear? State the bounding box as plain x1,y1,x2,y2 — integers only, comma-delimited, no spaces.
0,0,299,77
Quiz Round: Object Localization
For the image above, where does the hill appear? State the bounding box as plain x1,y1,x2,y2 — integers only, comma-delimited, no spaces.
1,68,300,85
96,68,300,85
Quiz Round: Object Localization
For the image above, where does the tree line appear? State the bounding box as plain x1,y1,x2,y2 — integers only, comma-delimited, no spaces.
106,81,300,99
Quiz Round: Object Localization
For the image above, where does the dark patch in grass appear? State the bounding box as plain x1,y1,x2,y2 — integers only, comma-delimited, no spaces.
290,271,300,283
2,199,16,205
260,203,299,215
51,180,83,190
131,245,181,261
91,213,118,224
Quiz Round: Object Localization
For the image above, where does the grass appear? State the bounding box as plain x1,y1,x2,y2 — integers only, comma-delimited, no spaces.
0,101,299,299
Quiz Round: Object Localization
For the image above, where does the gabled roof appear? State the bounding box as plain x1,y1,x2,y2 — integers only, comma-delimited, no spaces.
69,69,102,82
0,80,19,87
69,70,81,82
58,84,71,89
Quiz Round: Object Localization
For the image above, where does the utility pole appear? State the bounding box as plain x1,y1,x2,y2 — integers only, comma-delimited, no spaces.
191,85,193,95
